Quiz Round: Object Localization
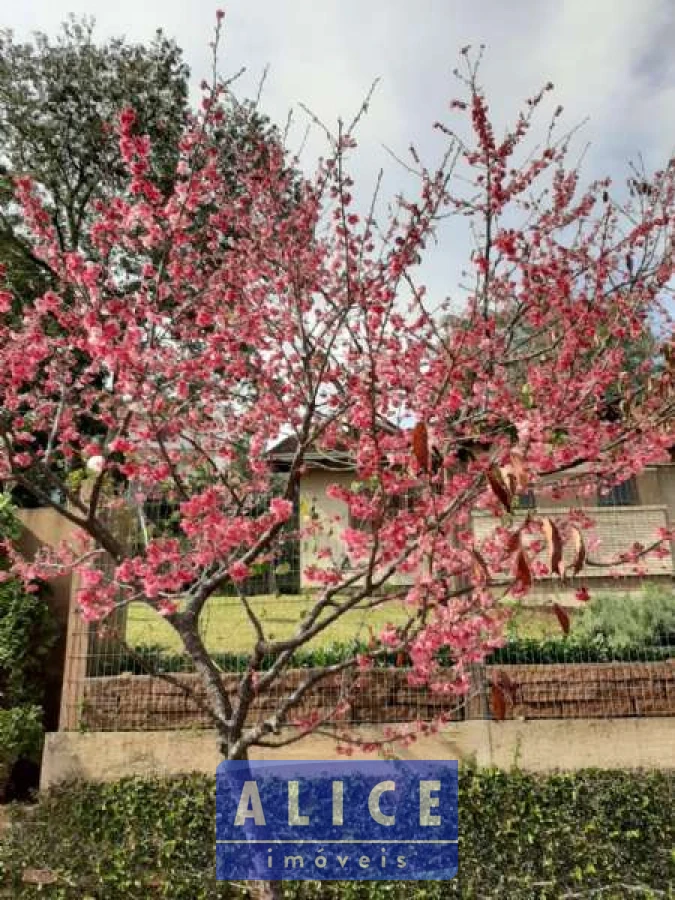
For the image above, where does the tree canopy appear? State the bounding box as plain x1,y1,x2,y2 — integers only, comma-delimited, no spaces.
0,27,673,775
0,17,189,300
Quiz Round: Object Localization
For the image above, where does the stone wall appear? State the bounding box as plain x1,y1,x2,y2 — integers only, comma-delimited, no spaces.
79,661,675,731
487,661,674,719
80,668,465,731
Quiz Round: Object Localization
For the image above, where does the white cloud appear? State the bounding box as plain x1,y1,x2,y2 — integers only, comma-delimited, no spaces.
3,0,673,302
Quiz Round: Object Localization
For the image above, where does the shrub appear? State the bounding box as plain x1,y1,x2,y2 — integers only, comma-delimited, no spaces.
109,630,673,677
573,583,675,649
0,705,43,777
0,578,56,707
0,769,671,899
0,496,57,796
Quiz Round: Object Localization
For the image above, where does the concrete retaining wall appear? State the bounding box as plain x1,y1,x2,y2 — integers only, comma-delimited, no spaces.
40,717,675,789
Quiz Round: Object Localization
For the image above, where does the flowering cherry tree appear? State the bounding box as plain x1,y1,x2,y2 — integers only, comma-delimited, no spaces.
0,26,673,764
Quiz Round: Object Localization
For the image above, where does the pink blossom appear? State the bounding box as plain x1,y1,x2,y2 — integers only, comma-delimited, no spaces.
575,586,590,603
228,560,250,582
269,497,293,522
0,44,671,752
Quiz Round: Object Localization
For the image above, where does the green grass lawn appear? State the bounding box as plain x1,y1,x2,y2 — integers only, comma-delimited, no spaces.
126,594,414,654
125,594,566,655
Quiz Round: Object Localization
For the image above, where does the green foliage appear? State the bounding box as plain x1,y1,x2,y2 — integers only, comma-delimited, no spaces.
91,639,375,677
0,578,56,706
107,628,673,677
0,705,43,769
485,634,673,665
0,18,191,506
573,583,675,649
0,770,671,898
0,493,21,543
0,17,189,271
0,497,56,786
0,20,301,508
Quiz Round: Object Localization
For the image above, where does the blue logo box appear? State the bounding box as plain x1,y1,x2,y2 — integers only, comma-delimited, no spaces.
216,759,458,881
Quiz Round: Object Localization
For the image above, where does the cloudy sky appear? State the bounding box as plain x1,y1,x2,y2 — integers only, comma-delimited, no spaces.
4,0,674,303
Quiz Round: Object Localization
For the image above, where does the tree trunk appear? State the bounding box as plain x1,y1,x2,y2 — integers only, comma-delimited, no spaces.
221,740,284,900
248,879,284,900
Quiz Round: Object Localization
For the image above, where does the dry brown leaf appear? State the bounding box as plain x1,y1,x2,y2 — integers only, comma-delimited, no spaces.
510,450,529,490
471,548,490,583
505,530,522,555
542,517,564,576
570,525,586,575
412,422,430,473
22,869,59,886
490,683,507,721
487,465,512,512
552,602,571,635
514,548,532,590
495,669,517,702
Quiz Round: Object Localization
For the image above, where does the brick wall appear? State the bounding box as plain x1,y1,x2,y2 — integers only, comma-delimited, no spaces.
79,661,675,731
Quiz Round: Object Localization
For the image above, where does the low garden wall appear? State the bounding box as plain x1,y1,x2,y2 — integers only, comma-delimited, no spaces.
80,668,465,730
79,661,675,730
491,661,675,719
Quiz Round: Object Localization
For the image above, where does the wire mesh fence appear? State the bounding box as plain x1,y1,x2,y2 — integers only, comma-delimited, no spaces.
60,582,675,732
55,492,675,731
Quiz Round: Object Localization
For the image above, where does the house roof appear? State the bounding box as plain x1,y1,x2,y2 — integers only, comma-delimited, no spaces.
267,434,354,472
268,418,401,472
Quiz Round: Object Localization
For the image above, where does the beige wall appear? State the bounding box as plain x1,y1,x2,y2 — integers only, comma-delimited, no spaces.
40,718,675,788
16,508,79,731
638,465,675,515
299,469,353,586
473,505,672,579
531,464,675,512
525,575,670,608
300,464,675,591
655,467,675,522
299,469,414,589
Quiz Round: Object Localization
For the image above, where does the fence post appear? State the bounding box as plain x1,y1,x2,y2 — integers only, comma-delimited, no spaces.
466,663,489,719
58,572,89,731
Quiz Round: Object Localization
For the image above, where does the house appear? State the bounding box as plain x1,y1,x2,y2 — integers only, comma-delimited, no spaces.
270,437,675,604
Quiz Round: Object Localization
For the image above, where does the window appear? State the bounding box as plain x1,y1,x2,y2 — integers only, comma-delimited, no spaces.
516,489,536,510
598,477,638,507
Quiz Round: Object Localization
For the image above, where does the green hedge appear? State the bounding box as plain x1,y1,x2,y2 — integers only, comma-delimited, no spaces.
1,770,672,899
0,495,57,792
485,635,674,665
102,635,674,677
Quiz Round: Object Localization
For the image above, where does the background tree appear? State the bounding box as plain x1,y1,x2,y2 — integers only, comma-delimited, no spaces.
0,17,299,299
0,17,297,509
0,18,189,506
0,25,673,776
0,17,189,292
